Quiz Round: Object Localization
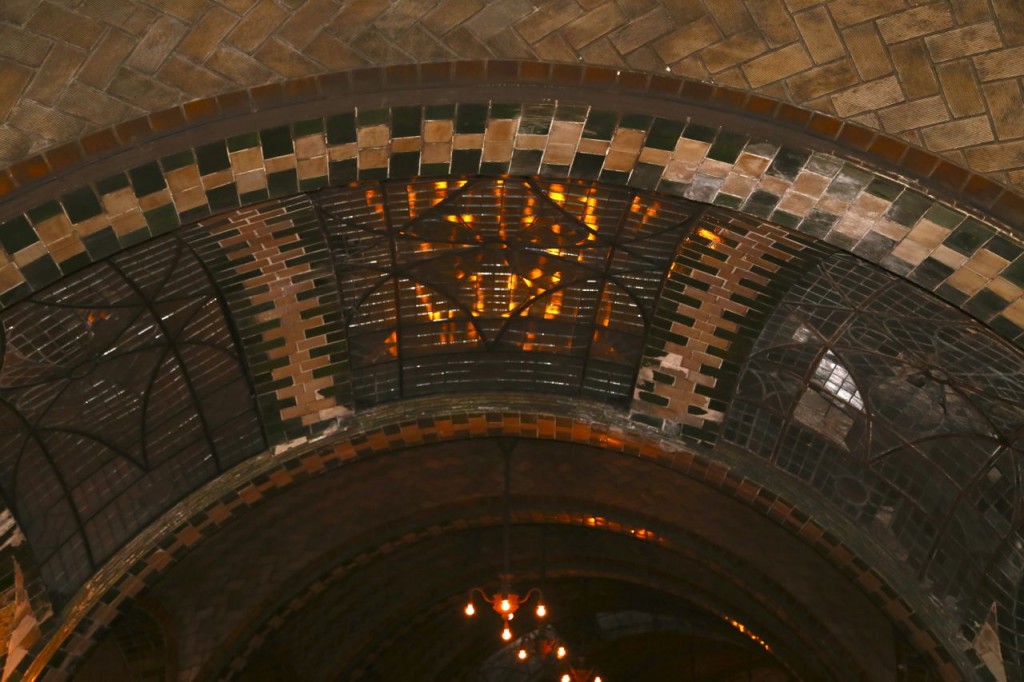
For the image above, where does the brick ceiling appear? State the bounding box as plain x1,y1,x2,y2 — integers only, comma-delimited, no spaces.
2,0,1024,191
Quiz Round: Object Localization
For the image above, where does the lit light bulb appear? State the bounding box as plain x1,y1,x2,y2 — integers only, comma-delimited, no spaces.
464,602,475,616
556,646,567,659
536,603,547,618
500,598,511,612
561,675,570,682
594,677,603,682
502,625,512,641
517,648,528,660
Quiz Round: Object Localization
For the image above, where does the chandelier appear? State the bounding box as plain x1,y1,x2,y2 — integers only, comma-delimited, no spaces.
463,443,548,642
514,625,568,662
560,661,604,682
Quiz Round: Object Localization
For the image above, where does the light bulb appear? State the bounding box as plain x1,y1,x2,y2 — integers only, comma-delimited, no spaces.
502,625,512,641
556,645,567,659
594,677,603,682
561,675,570,682
536,603,547,618
500,598,511,612
517,648,527,660
464,602,475,616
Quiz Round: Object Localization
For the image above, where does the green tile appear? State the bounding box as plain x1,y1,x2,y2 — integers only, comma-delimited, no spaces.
682,122,716,142
128,162,167,197
356,107,388,126
96,173,130,195
646,118,685,151
424,104,456,120
583,110,617,140
196,141,230,174
391,106,422,137
620,113,652,130
293,117,324,136
161,150,194,172
227,131,261,151
326,113,357,145
455,103,487,134
922,204,964,229
707,131,748,163
27,201,62,224
944,218,994,256
260,126,294,159
865,176,903,201
62,187,104,222
0,216,38,253
554,103,588,122
490,102,521,119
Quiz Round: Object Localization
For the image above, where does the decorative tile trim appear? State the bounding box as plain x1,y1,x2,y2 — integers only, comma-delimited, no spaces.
0,64,1020,350
19,397,962,681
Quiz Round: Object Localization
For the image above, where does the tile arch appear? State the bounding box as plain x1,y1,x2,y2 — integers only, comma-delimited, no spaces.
15,396,964,681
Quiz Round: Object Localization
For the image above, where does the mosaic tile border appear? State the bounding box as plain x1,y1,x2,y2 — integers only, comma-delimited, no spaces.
19,398,962,682
0,62,1020,353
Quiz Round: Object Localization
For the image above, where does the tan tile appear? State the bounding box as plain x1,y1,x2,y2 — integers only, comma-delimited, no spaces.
721,173,756,198
945,267,987,294
357,124,390,148
990,277,1023,303
453,133,483,150
604,149,640,172
200,168,234,190
873,218,911,241
165,166,202,194
34,214,73,244
549,120,584,145
672,137,710,164
543,142,576,165
101,187,140,216
423,120,453,143
297,157,328,179
295,134,327,158
265,155,297,173
906,219,949,248
890,237,932,266
791,171,830,197
515,133,548,150
485,119,517,141
580,138,610,156
171,186,208,212
139,190,171,211
359,148,389,168
391,136,422,153
662,160,696,184
328,143,358,161
482,140,514,162
930,244,968,269
611,128,647,153
734,152,771,177
966,249,1010,278
422,143,451,164
777,191,815,216
231,147,265,172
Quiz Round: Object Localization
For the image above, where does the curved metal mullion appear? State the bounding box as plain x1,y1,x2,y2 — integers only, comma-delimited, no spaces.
34,425,146,473
137,343,176,472
0,394,97,568
9,293,205,312
488,277,604,348
919,440,1009,579
523,178,608,245
178,236,271,449
380,183,408,396
106,259,227,474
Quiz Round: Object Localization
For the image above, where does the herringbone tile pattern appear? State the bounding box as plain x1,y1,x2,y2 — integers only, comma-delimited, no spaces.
2,0,1024,188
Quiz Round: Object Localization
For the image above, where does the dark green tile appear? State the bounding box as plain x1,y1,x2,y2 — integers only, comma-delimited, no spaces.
293,117,324,136
206,183,240,211
936,282,969,307
62,187,104,222
963,288,1007,320
480,161,509,174
326,113,357,145
569,153,603,180
744,190,781,218
490,103,521,119
356,108,388,126
707,132,748,163
268,169,298,195
1001,255,1024,287
358,167,388,181
599,169,630,185
240,189,270,204
129,162,167,197
58,251,91,275
119,227,150,248
628,162,663,190
260,126,294,159
96,173,130,195
144,204,180,234
908,257,953,289
424,104,456,120
27,201,62,224
852,231,895,260
767,146,810,181
620,113,653,130
769,209,800,229
299,176,328,191
985,236,1021,262
944,218,994,256
646,118,685,151
713,194,744,210
451,149,481,173
798,209,839,237
161,150,194,172
922,204,964,229
554,103,588,122
196,141,231,174
0,216,38,253
885,190,931,226
825,165,872,200
865,176,903,201
329,158,357,184
227,131,261,151
81,226,120,260
583,110,617,140
509,149,542,175
519,103,554,134
420,162,450,176
21,254,60,289
455,103,487,134
392,106,422,137
390,151,420,176
682,122,716,142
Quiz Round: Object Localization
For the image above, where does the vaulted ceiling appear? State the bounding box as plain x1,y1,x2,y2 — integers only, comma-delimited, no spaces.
1,3,1024,682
